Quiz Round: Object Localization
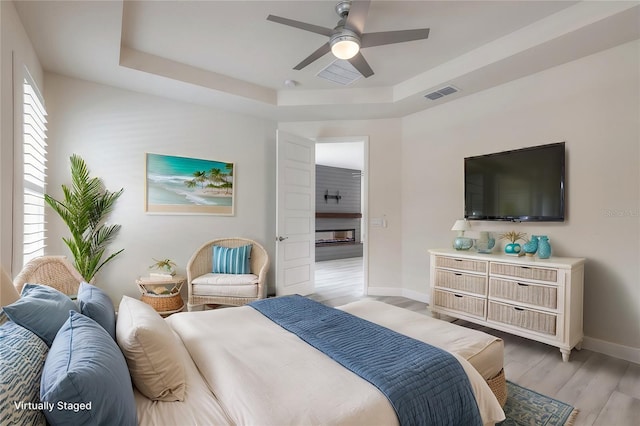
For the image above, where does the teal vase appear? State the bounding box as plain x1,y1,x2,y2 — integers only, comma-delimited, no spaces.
537,236,551,259
505,243,521,255
523,235,539,256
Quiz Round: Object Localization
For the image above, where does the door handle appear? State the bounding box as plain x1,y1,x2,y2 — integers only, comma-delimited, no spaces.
277,236,288,242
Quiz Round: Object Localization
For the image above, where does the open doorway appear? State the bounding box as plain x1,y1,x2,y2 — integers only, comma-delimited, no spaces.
313,137,368,305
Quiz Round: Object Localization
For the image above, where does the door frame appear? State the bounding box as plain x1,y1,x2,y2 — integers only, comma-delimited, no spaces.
315,136,369,295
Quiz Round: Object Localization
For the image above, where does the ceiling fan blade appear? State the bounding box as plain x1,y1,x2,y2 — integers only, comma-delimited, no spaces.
294,42,331,70
361,28,430,48
267,15,333,37
348,52,374,78
344,0,370,34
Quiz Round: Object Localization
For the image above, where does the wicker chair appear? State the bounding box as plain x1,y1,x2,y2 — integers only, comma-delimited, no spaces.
187,238,269,310
13,256,86,297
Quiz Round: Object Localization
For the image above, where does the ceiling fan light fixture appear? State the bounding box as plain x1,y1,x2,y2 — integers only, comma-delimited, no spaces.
267,0,430,78
330,34,360,60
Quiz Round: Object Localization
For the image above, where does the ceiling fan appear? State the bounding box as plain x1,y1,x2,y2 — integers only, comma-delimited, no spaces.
267,0,430,78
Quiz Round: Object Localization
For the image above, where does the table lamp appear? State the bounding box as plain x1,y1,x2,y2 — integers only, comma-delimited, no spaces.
451,219,473,250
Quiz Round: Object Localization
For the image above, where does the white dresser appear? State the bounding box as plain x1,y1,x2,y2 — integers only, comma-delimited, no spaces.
429,248,585,362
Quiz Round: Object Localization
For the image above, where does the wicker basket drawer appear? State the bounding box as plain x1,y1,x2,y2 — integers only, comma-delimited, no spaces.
433,290,486,318
435,256,488,273
435,270,487,296
488,301,557,335
489,278,557,309
490,262,558,283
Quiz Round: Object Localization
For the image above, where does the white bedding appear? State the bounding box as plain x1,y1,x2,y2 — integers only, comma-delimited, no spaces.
338,300,504,380
157,302,505,426
134,330,233,426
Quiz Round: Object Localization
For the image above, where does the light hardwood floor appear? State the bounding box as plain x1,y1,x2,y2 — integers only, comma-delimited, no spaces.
312,257,640,426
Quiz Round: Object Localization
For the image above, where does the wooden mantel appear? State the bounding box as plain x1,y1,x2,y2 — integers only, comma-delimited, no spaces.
316,212,362,219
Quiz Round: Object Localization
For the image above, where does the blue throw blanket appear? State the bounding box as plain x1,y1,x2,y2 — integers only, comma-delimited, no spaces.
250,295,482,426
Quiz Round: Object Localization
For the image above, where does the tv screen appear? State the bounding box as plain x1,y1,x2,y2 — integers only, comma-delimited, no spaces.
464,142,565,222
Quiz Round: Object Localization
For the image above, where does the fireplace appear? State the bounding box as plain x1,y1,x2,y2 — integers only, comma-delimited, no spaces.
315,229,356,246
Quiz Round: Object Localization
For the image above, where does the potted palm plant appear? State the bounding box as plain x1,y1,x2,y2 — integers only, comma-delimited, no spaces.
45,154,124,283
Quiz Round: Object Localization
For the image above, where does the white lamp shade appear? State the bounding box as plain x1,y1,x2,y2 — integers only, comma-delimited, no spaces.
331,38,360,60
451,219,470,232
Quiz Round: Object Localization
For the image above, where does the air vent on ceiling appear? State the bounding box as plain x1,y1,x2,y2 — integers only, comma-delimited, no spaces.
424,85,459,100
317,60,363,86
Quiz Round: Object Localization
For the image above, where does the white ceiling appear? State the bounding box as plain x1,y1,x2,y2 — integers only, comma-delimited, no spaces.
316,142,364,171
13,1,640,122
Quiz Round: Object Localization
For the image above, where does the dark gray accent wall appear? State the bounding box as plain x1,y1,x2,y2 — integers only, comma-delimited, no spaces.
316,165,363,261
316,243,363,262
316,165,361,214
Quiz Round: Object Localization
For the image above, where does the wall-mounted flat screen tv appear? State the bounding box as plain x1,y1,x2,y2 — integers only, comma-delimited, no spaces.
464,142,565,222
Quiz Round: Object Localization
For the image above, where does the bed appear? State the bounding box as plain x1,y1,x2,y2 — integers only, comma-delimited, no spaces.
135,297,506,426
1,284,506,426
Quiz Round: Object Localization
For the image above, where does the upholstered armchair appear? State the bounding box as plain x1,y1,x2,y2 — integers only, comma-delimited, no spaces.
187,238,269,310
13,256,86,297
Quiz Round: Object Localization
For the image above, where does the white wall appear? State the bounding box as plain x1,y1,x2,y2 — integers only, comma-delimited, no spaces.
44,74,277,304
402,40,640,353
0,1,44,275
278,120,404,295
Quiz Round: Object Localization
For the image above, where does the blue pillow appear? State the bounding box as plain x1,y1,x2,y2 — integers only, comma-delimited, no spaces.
212,244,252,274
40,311,137,426
77,281,116,340
0,320,49,426
3,284,78,347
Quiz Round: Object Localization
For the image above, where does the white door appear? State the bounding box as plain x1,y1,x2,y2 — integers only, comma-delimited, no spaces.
275,131,315,296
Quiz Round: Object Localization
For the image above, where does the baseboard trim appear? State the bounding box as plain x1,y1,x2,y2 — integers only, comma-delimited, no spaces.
366,286,403,297
402,289,430,304
582,336,640,364
366,287,430,304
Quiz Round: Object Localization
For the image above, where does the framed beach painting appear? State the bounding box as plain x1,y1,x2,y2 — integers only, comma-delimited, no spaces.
145,153,235,215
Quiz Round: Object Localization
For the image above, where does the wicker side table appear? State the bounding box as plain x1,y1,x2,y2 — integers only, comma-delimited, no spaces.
136,275,185,316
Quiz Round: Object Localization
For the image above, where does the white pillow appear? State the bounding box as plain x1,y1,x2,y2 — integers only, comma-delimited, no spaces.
116,296,186,401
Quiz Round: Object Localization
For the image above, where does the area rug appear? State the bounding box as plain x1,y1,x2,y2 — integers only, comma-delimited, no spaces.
500,381,579,426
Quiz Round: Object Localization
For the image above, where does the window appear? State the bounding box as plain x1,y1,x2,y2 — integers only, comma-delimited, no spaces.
22,76,48,266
